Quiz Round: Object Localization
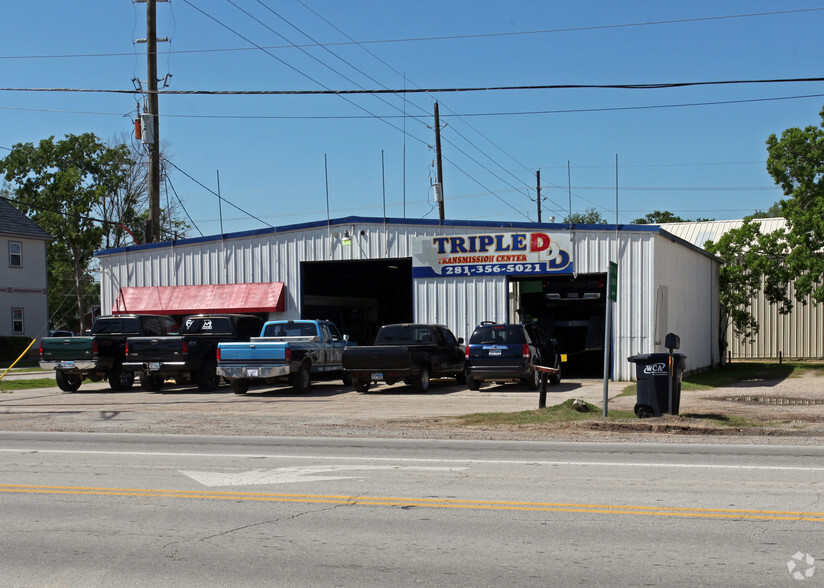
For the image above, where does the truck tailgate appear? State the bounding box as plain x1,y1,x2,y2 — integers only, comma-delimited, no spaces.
342,346,411,371
217,341,290,363
40,337,94,362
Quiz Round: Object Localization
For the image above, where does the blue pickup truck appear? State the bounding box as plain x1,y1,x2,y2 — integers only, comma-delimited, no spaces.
216,319,352,395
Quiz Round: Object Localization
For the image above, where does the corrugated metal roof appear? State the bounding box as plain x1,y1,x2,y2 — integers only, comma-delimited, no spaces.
0,198,52,240
660,218,786,248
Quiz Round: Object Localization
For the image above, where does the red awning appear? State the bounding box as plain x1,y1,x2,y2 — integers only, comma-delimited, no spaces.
113,283,285,315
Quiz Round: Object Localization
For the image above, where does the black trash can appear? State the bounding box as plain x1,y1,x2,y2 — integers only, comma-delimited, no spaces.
627,353,687,418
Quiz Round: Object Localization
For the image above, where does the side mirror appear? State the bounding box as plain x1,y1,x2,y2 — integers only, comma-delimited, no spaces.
457,337,464,345
343,334,350,342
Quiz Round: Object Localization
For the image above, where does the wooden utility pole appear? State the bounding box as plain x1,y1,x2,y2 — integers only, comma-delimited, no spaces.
536,169,542,222
146,0,161,243
434,102,445,222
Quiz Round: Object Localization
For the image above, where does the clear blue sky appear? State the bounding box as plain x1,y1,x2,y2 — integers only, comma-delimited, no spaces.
2,1,824,237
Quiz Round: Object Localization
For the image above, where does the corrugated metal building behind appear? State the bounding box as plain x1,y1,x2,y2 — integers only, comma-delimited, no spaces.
662,218,824,360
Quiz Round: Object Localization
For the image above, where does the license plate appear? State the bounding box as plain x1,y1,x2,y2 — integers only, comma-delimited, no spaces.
57,361,75,368
371,373,383,380
246,368,260,377
148,362,161,371
489,349,502,356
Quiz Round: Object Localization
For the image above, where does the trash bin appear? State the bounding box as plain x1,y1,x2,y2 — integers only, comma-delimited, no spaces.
627,353,687,418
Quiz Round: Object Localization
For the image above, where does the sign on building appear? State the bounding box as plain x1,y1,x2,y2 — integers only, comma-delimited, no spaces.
411,231,574,278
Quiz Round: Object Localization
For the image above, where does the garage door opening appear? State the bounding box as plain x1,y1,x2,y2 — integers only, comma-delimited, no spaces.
513,274,607,377
301,259,413,346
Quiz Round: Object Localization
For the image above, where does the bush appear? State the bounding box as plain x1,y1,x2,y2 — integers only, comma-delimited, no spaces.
0,336,36,363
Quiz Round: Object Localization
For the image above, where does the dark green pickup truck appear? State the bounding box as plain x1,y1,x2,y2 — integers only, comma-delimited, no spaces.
39,314,179,392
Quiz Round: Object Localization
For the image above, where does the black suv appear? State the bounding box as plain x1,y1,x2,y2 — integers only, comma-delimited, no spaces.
464,322,562,390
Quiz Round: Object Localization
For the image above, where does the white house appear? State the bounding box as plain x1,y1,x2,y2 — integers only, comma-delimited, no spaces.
0,199,52,341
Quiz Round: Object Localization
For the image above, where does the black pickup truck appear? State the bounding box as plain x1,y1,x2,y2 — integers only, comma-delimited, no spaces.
123,314,265,392
40,314,179,392
341,323,465,392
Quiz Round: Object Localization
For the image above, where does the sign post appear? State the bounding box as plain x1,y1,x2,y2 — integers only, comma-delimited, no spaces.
602,262,617,417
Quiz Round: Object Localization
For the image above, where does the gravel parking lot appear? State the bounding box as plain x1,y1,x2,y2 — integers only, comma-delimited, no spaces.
1,370,823,444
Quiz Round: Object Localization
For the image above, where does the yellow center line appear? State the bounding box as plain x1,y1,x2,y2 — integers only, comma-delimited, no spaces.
2,484,823,522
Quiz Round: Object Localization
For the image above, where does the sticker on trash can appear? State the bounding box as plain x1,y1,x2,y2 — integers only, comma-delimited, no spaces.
643,363,668,375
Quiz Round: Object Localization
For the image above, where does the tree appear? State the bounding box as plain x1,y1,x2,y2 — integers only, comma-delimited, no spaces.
632,210,687,224
765,107,824,303
749,202,783,219
564,207,607,224
0,134,133,332
99,133,189,249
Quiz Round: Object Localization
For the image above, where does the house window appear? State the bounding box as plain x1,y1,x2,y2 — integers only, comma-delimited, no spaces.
9,241,22,268
12,308,24,334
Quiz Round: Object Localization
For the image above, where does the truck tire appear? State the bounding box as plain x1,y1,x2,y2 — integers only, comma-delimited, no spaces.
467,375,481,391
195,361,220,392
292,362,311,393
412,366,430,393
455,370,467,385
549,358,561,385
354,379,370,393
139,372,164,392
522,367,540,391
55,370,82,392
109,366,135,391
231,379,250,395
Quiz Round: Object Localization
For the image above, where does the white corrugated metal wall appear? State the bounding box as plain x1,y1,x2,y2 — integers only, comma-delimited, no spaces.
96,220,718,380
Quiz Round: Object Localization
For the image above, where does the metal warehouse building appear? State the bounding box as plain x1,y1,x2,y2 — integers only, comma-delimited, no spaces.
95,217,721,381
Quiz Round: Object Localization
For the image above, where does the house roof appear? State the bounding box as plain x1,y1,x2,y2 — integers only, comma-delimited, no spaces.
0,198,52,240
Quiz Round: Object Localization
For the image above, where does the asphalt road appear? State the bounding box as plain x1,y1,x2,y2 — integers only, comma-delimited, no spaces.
0,432,821,586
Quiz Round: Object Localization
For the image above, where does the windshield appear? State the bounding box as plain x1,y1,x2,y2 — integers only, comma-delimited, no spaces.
375,325,434,345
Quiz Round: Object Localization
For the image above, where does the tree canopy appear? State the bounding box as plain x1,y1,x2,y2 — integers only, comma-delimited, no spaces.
0,134,132,331
564,207,607,224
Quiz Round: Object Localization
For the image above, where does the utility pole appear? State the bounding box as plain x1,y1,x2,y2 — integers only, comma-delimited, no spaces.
536,169,542,222
434,102,445,222
145,0,161,244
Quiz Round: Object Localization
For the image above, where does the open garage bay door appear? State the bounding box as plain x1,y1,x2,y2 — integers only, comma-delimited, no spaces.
513,273,607,377
301,259,413,346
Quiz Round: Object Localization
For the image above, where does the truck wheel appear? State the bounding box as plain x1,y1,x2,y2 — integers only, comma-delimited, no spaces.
467,376,481,391
231,379,250,395
412,366,430,393
341,373,353,387
55,370,82,392
522,368,540,391
549,358,561,385
354,379,370,393
455,370,467,385
292,362,311,393
109,366,135,391
195,362,220,392
139,372,164,392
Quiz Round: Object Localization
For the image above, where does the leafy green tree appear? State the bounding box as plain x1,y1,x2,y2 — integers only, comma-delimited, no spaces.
632,210,687,224
765,108,824,303
0,134,132,332
704,219,789,349
748,202,783,219
564,207,607,224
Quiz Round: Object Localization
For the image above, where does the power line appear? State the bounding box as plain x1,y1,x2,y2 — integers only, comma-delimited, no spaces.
5,76,824,95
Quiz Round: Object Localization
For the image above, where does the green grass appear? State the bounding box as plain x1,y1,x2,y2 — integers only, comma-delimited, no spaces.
0,378,59,392
455,399,636,426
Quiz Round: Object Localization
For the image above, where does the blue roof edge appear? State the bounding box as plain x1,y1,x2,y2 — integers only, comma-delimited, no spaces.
94,216,663,256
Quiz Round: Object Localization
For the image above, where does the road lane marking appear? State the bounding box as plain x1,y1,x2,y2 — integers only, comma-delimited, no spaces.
180,465,468,486
1,448,823,472
1,484,823,522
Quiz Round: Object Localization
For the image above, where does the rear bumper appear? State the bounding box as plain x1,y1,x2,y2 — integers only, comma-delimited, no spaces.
217,365,290,380
466,363,533,382
40,360,96,372
122,361,188,375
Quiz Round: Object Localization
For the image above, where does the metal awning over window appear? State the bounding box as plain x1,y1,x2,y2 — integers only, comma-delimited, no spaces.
113,283,285,315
